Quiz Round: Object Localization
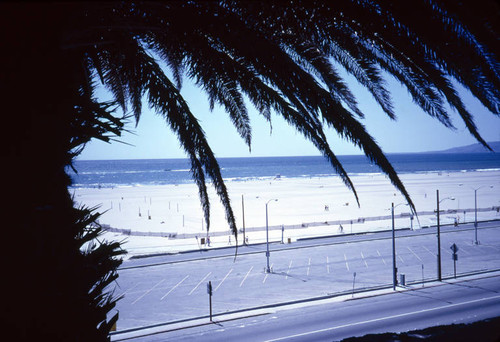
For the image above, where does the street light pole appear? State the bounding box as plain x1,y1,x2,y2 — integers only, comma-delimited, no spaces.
391,203,397,290
473,185,494,244
474,188,478,244
459,184,492,245
265,199,278,273
436,190,441,281
436,190,455,281
390,202,408,290
242,195,246,245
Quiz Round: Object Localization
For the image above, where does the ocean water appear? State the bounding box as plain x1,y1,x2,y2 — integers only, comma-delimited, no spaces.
69,153,500,188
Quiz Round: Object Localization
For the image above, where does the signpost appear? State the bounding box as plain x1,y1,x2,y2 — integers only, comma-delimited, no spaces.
352,272,356,298
207,281,213,321
450,243,459,278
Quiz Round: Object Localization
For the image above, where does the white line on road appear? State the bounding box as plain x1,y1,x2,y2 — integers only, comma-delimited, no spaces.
189,272,212,295
119,282,140,297
215,268,233,292
307,258,311,276
161,275,189,300
131,279,166,305
286,260,293,279
263,264,274,283
423,245,435,257
377,250,386,265
398,255,404,263
344,254,349,271
265,294,500,342
326,256,330,274
360,252,368,268
407,246,422,262
240,266,253,287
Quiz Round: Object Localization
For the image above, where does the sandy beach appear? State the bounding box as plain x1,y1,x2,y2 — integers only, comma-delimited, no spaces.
71,170,499,257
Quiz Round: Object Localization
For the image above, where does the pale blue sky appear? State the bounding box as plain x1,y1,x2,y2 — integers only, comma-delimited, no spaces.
78,72,500,160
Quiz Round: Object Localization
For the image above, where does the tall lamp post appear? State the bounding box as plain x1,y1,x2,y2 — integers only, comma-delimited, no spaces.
391,202,408,290
265,199,278,273
458,184,493,244
241,195,246,245
473,185,493,245
436,190,455,281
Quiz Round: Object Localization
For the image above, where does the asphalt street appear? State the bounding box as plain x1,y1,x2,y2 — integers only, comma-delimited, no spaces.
111,222,500,333
114,273,500,341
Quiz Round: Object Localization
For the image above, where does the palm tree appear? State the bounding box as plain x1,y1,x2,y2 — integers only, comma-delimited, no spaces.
2,1,498,340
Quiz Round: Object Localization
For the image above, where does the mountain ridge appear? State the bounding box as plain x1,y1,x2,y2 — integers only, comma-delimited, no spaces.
431,141,500,153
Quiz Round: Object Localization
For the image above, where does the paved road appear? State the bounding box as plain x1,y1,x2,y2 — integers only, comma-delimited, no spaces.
111,222,500,331
120,274,500,341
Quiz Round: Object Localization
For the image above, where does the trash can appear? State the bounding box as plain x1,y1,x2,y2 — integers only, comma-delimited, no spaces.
287,237,292,244
400,274,406,286
200,237,205,245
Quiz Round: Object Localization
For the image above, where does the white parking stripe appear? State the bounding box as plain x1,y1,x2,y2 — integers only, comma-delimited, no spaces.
326,256,330,274
161,275,189,300
360,252,368,268
214,268,233,292
263,264,274,283
240,266,253,287
132,279,165,305
423,245,435,256
407,246,422,262
377,250,387,265
189,272,212,295
286,260,293,279
344,253,349,271
307,258,311,276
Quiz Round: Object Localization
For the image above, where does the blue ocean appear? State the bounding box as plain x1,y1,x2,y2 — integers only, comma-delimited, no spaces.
68,153,500,188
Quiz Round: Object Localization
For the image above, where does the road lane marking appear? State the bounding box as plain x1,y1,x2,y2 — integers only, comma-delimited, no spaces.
360,252,368,268
240,266,253,287
189,272,212,295
377,250,386,265
119,282,140,297
326,256,330,274
263,264,274,283
407,247,422,262
215,268,233,291
131,279,166,305
286,260,293,279
264,294,500,342
161,275,189,300
423,246,435,257
398,255,404,263
307,258,311,276
344,254,349,271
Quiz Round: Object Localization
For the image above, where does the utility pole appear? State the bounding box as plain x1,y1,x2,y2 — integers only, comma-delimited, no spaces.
242,195,246,245
437,190,442,281
391,203,397,290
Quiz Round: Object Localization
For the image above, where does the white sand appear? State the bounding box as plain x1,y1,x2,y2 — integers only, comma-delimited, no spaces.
71,170,500,257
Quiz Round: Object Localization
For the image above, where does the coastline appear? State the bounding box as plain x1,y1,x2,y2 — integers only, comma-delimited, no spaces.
72,169,500,257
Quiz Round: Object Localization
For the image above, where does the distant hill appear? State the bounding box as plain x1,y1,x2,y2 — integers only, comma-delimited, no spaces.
434,141,500,153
